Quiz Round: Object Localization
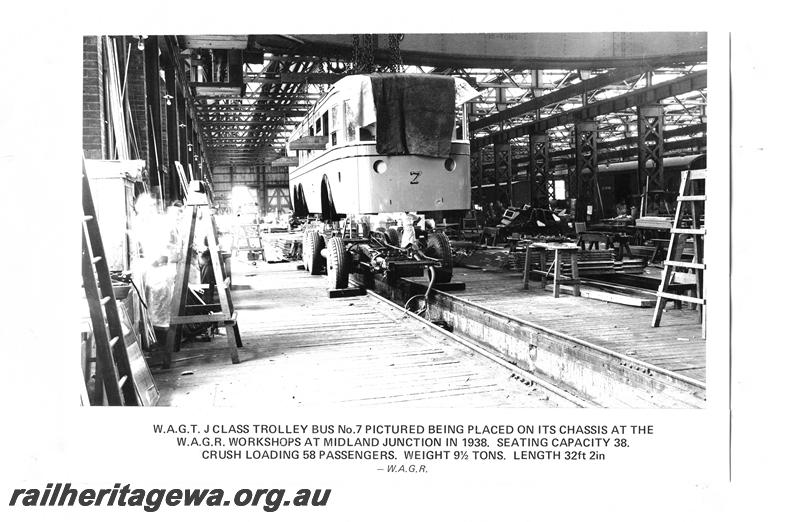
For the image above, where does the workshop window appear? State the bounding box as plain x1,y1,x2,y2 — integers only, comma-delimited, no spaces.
554,179,566,200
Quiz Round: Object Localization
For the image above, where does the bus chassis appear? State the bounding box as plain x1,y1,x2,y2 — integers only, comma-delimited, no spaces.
302,221,453,291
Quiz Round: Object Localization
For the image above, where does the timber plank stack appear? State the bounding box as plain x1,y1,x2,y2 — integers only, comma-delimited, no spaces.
508,249,645,275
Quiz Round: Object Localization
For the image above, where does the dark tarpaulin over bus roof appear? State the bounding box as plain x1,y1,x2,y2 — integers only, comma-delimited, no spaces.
370,74,456,159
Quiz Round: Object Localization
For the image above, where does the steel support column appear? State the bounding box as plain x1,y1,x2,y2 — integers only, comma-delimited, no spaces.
494,142,512,206
529,133,551,207
638,104,665,216
574,121,598,223
163,62,179,202
177,89,188,186
143,37,162,189
186,115,194,178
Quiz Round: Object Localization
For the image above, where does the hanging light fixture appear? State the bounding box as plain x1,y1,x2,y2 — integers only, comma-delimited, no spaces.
136,35,148,51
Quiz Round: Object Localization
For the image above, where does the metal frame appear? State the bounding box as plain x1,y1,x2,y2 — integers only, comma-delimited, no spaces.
529,132,551,206
86,34,706,214
574,121,598,222
638,104,665,215
494,142,513,205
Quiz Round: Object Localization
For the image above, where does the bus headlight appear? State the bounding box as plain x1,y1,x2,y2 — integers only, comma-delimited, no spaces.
373,160,387,174
444,158,456,172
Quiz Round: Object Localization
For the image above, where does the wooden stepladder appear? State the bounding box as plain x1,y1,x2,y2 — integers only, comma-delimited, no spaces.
163,181,242,369
233,205,265,261
651,168,706,338
82,159,137,405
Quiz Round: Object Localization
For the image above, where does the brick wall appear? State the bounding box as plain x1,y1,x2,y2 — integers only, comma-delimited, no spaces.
83,36,153,163
83,36,106,159
126,45,149,161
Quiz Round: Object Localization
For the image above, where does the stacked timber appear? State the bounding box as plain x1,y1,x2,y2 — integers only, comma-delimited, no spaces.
509,249,645,276
507,249,613,275
613,258,646,274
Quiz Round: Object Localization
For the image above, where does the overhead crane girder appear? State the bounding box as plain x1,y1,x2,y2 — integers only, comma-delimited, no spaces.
251,33,707,69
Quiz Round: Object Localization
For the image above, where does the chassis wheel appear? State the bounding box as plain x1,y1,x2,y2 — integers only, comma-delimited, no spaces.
302,229,312,271
326,237,349,289
294,184,309,218
309,231,325,275
386,227,401,247
424,231,453,284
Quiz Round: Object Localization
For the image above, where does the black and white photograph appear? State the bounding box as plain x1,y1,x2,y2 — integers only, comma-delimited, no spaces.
80,32,710,409
2,2,797,520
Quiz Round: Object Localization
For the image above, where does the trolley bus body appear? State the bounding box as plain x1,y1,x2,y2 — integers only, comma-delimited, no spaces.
288,74,480,291
287,74,476,217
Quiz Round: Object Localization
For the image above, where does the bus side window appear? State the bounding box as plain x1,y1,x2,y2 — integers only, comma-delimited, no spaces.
359,123,375,142
331,104,339,128
330,104,339,146
344,101,357,142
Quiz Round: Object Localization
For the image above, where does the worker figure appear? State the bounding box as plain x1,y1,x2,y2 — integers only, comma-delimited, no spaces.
197,238,217,304
130,194,183,348
400,212,421,249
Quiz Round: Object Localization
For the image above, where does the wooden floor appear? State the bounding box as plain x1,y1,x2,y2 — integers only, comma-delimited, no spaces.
407,266,706,382
152,259,575,408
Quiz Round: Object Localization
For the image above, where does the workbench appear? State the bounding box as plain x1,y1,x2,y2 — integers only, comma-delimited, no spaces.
522,242,581,298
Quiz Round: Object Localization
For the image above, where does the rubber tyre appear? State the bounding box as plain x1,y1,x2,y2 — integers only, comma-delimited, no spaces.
326,237,349,289
293,184,308,218
424,231,453,284
308,231,325,275
302,229,311,271
386,227,401,247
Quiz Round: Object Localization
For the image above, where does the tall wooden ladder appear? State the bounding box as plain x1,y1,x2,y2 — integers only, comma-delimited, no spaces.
82,159,137,405
651,168,706,338
163,181,242,369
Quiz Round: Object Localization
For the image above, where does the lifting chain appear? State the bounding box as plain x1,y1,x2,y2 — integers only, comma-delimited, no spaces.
350,34,376,74
362,34,375,73
388,34,404,73
351,34,360,73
